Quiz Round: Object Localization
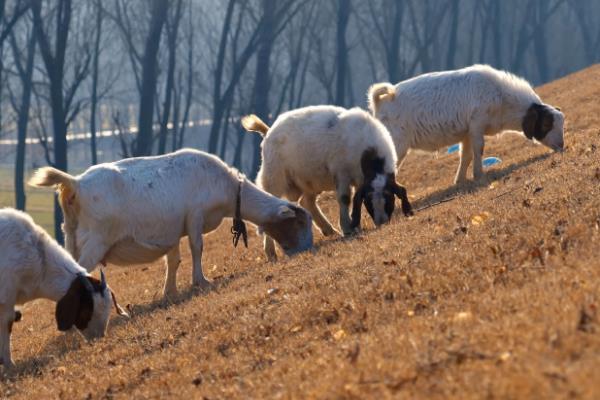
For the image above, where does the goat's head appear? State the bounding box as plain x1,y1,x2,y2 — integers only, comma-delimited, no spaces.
522,103,565,152
261,204,313,256
55,270,128,340
351,148,413,229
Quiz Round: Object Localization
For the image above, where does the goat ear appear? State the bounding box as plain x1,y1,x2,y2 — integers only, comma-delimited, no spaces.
55,276,94,331
276,205,296,219
360,148,381,181
522,105,538,139
351,186,365,229
389,180,414,216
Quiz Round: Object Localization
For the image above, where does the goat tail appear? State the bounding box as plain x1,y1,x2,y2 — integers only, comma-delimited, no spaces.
367,82,395,115
241,114,270,137
29,167,76,190
29,167,79,210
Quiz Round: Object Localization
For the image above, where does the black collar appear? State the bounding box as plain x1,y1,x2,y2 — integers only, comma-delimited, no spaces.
231,178,248,248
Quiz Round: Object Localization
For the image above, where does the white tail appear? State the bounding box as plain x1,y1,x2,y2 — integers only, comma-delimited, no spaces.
241,114,270,136
367,82,395,115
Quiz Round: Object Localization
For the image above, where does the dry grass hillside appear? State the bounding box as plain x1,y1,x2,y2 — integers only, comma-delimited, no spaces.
1,65,600,399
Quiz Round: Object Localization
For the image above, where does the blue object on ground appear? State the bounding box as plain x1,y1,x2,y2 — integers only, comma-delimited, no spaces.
447,144,460,154
483,156,502,168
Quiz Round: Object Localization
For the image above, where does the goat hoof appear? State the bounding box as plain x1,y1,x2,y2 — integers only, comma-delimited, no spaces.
14,310,22,322
320,227,337,237
194,280,214,293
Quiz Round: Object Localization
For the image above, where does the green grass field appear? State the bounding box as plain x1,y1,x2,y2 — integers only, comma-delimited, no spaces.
0,167,55,235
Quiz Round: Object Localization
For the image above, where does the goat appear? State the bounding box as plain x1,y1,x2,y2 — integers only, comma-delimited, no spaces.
0,208,127,369
242,106,412,260
29,149,313,299
369,64,565,184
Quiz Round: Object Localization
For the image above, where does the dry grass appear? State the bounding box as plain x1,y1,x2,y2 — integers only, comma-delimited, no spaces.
2,65,600,399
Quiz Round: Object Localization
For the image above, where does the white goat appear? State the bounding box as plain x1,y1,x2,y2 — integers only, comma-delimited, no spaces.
242,106,413,260
368,64,565,184
29,149,313,299
0,208,127,369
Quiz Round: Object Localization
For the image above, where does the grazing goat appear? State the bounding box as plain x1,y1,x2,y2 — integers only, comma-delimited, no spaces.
0,208,127,369
242,106,413,260
368,64,565,184
29,149,313,299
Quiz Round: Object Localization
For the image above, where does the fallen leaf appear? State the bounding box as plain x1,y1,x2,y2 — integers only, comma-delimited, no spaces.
498,352,511,362
454,311,472,322
267,288,279,296
471,212,490,225
334,329,347,341
290,325,302,333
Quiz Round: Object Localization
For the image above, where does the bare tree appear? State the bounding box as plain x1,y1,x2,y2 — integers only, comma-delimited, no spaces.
32,0,91,241
172,0,194,152
89,0,102,165
0,0,31,46
157,0,182,155
569,0,600,65
8,16,36,211
335,0,351,106
133,0,169,156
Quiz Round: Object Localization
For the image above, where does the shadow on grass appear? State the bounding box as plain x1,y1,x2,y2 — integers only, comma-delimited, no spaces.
410,152,552,211
3,273,242,380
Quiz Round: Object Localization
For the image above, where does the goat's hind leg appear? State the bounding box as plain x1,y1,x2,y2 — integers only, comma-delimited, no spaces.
0,305,15,369
455,136,473,185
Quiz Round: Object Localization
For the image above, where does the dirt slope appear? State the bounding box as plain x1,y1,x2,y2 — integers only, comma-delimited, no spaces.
2,65,600,399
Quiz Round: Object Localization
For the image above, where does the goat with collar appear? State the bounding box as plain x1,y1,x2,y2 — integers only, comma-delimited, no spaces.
0,208,127,370
29,150,313,300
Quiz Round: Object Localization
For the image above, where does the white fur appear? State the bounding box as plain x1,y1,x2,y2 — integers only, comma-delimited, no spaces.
369,64,565,183
245,105,398,258
30,149,313,299
0,208,113,369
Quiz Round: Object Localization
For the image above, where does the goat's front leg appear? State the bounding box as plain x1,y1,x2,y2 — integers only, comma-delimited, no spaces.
0,307,15,370
186,213,212,292
455,136,473,185
300,194,338,236
470,131,486,182
335,179,353,236
163,244,181,299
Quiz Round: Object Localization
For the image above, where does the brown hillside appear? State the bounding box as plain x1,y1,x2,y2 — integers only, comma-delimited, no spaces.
2,65,600,399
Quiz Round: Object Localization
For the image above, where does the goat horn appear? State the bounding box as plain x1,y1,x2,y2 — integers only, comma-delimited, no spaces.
100,269,107,291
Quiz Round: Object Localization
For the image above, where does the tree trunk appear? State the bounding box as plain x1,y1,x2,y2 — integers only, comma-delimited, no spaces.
446,0,459,70
89,0,102,165
335,0,350,107
533,0,549,83
134,0,169,156
250,0,275,178
208,0,236,154
388,0,403,82
13,29,36,211
158,0,182,155
33,0,72,242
